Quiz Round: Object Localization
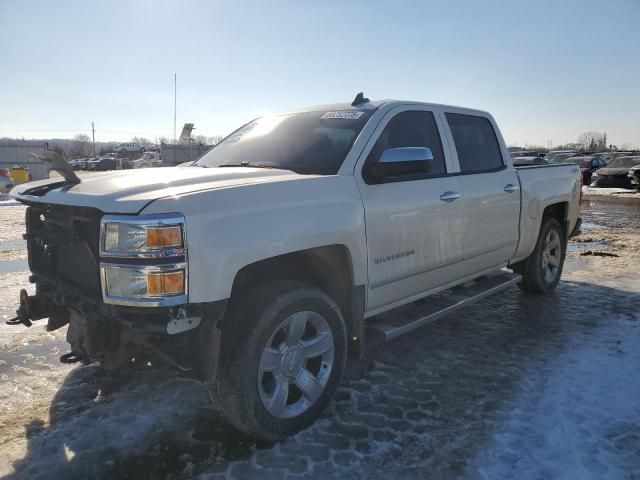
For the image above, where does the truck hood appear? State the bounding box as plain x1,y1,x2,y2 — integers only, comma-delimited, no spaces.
10,166,306,213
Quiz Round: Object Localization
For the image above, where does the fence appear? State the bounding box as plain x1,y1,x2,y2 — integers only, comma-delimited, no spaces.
160,143,213,166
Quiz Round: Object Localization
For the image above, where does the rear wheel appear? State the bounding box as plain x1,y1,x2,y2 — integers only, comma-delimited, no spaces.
514,217,566,294
212,281,347,441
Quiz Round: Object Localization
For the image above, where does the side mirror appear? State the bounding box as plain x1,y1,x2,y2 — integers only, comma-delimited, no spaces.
367,147,434,182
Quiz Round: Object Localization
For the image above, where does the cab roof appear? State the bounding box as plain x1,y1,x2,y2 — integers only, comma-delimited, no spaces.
283,99,491,117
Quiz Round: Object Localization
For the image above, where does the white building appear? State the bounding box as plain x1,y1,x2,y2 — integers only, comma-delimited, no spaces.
0,140,50,180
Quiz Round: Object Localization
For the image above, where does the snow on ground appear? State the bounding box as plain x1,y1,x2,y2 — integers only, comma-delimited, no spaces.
467,313,640,479
1,202,640,479
582,186,639,201
1,367,210,479
0,197,21,207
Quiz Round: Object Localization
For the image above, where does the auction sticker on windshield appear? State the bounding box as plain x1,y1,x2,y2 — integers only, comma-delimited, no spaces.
321,111,365,119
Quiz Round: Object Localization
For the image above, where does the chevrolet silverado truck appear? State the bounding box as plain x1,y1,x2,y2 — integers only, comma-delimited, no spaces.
9,95,582,440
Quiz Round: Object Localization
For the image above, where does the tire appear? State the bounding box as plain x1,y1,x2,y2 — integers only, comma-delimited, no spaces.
514,217,566,294
212,281,347,441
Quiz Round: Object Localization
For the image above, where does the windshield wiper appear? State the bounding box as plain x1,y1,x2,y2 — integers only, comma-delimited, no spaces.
217,162,290,171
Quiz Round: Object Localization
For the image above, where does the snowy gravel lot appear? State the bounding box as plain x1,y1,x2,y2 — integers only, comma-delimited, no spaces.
1,197,639,480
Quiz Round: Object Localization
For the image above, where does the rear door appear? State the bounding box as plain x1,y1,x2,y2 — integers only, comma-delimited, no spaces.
441,111,520,272
354,106,464,313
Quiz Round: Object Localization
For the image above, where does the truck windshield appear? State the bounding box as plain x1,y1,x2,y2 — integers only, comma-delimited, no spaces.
195,109,374,175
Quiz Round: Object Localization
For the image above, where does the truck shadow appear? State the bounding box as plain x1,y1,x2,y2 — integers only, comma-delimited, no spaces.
4,280,637,480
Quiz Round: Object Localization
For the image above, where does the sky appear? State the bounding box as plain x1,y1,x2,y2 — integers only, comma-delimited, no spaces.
1,0,639,148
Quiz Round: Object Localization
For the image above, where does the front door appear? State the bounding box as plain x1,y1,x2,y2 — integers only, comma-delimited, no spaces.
355,107,464,313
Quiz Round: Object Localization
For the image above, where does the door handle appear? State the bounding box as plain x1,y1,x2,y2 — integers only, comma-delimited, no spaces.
504,184,519,193
440,191,462,202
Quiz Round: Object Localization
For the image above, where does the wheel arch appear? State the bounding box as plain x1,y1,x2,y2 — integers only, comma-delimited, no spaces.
542,201,569,238
227,245,366,358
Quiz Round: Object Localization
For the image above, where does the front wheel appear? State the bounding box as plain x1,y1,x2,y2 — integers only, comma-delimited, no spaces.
513,217,566,294
212,281,347,441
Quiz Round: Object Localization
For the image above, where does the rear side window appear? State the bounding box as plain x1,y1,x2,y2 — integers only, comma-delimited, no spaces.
364,110,446,181
446,113,504,173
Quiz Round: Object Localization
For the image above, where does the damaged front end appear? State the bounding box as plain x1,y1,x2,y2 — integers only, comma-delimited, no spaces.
8,202,225,375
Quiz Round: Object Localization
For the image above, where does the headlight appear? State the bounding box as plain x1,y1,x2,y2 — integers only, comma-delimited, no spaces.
101,264,187,306
100,213,188,307
100,214,185,258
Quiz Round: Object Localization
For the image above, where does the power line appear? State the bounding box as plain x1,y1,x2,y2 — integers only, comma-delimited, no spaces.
0,128,172,136
0,128,90,132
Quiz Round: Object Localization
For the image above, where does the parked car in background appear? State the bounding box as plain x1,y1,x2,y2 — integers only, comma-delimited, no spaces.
0,168,15,194
545,150,579,163
593,151,634,165
87,157,119,171
550,155,606,184
510,150,540,158
85,158,100,170
590,156,640,188
70,158,90,170
130,151,161,169
114,143,145,154
628,164,640,191
547,152,585,164
577,156,607,184
511,156,548,167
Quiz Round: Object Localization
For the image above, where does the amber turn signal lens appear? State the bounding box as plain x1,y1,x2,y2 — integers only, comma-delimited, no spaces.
146,226,182,248
147,270,185,295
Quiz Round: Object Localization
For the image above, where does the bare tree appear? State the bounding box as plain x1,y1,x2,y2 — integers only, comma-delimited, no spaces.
192,134,224,145
50,144,66,157
131,136,151,145
577,131,605,152
70,134,91,157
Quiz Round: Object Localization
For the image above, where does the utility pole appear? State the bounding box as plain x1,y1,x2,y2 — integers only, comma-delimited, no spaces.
92,122,96,157
173,73,177,144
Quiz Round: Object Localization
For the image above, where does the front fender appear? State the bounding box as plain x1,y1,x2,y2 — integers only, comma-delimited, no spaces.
142,176,367,303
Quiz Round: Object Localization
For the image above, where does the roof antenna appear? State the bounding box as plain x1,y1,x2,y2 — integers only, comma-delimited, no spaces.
351,92,369,106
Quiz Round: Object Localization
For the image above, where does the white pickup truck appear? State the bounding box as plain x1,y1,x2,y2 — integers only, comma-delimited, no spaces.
10,95,581,440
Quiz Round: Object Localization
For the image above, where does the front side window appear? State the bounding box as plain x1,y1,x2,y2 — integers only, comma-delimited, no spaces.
363,110,446,182
446,113,504,173
196,109,374,175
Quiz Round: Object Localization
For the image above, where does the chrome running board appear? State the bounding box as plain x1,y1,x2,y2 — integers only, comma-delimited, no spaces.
367,271,522,342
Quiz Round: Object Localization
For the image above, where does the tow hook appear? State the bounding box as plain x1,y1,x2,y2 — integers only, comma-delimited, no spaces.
5,289,50,328
59,352,82,364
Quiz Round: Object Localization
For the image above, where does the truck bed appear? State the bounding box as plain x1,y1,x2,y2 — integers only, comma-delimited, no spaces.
512,163,581,263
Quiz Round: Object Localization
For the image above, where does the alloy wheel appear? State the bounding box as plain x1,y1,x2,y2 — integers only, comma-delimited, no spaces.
542,229,562,283
257,311,334,419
